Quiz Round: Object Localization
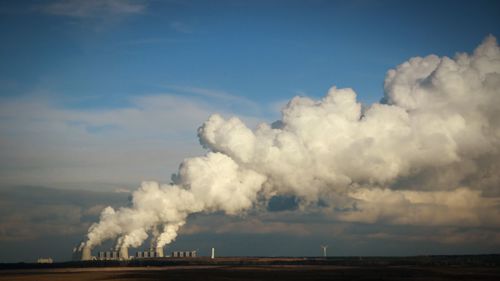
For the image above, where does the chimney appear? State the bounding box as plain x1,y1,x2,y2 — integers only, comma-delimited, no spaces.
211,247,215,259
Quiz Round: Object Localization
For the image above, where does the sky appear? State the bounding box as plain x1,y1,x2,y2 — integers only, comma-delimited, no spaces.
0,0,500,262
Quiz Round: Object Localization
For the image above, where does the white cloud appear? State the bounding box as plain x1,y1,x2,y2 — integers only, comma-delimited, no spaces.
41,0,146,18
164,84,260,113
81,36,500,251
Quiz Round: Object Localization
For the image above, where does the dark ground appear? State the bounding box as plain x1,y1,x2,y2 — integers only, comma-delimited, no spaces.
1,265,500,281
1,256,499,281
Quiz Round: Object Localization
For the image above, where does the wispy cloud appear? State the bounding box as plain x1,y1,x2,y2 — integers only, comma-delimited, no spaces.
0,92,265,188
170,21,192,33
362,227,500,245
40,0,146,18
165,85,260,114
119,37,191,46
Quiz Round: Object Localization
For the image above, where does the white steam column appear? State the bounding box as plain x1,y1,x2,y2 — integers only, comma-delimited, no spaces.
211,247,215,259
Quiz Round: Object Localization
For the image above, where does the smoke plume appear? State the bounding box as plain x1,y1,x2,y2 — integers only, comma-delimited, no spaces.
83,36,500,251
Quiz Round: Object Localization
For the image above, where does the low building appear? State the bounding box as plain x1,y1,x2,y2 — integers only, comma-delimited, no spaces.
37,257,53,264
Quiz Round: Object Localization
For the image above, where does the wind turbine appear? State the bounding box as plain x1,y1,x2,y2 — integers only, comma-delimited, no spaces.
321,245,328,257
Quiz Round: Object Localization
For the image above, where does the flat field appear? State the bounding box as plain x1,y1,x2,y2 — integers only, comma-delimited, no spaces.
1,256,499,281
2,265,500,281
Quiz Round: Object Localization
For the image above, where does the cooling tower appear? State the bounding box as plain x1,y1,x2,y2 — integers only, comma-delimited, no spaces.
156,246,164,257
119,246,129,260
81,246,92,261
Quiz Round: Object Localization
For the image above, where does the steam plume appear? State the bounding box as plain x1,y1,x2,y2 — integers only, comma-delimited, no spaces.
84,36,500,251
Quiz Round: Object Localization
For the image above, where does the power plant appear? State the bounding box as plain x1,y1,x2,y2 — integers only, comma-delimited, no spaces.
73,244,198,261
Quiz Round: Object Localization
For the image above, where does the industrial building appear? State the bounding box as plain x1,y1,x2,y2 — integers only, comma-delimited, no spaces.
97,251,125,261
134,247,164,259
72,243,203,261
72,243,130,261
172,250,197,258
37,257,53,264
132,249,197,258
135,250,158,258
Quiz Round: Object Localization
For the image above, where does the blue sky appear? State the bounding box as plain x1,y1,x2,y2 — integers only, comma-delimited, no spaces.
1,0,499,187
1,0,500,262
2,0,499,109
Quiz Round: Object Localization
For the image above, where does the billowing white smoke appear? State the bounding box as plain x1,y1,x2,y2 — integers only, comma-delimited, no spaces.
84,36,500,251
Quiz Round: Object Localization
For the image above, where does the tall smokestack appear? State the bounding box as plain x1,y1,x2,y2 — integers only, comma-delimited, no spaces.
156,246,164,258
211,247,215,259
81,246,91,261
